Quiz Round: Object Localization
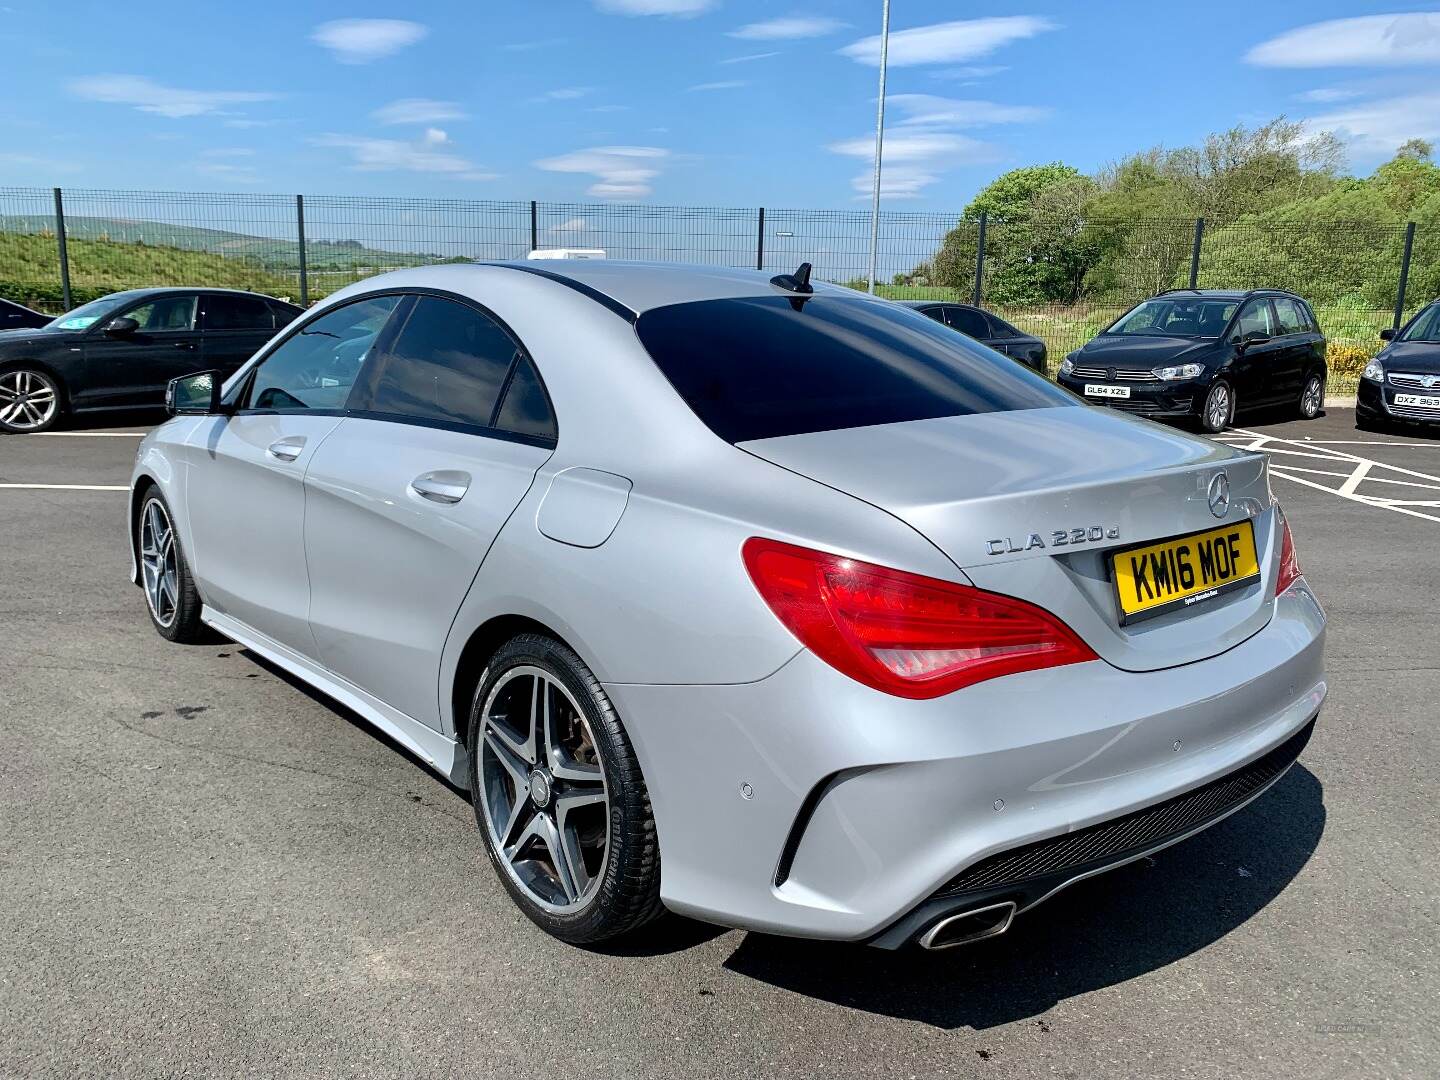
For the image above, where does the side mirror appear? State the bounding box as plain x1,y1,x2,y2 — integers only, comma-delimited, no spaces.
1380,328,1396,341
104,316,139,336
166,370,224,416
1235,331,1270,350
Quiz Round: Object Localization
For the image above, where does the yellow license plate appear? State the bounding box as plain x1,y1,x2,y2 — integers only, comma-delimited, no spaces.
1110,520,1260,625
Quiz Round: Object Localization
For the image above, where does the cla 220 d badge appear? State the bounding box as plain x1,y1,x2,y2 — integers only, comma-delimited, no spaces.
986,524,1121,556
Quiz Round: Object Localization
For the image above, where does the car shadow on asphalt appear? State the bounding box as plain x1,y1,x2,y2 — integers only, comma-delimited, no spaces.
721,766,1325,1030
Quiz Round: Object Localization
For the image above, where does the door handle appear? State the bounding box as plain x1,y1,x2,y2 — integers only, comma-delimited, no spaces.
267,436,306,462
173,342,197,351
411,470,471,504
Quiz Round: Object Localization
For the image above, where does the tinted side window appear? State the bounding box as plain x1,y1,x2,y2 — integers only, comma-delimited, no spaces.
1273,298,1309,336
946,306,991,338
636,296,1074,444
1233,300,1276,340
987,313,1023,338
203,294,274,330
245,295,400,412
269,301,302,327
494,356,556,441
355,296,516,428
126,295,196,332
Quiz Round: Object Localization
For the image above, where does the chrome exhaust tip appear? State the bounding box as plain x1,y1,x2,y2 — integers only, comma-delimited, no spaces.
916,901,1017,950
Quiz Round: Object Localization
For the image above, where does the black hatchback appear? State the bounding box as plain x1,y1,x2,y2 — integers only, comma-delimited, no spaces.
897,300,1048,374
1357,299,1440,431
0,287,302,433
1056,289,1328,433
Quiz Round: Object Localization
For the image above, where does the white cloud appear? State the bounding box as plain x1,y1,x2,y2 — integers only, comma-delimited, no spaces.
930,65,1009,81
421,128,449,145
549,217,590,233
721,51,780,64
728,16,847,40
587,104,632,113
1307,91,1440,156
314,133,498,180
67,75,278,118
687,80,747,92
840,16,1056,67
887,94,1049,127
1294,87,1363,104
504,37,567,51
1247,14,1440,68
311,19,427,64
371,98,466,125
195,148,259,184
530,87,594,103
595,0,716,16
534,145,668,198
828,131,1003,199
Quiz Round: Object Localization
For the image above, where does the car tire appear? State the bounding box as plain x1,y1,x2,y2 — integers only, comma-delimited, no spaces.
467,633,663,945
1200,380,1234,434
0,365,63,434
136,490,207,643
1298,372,1325,419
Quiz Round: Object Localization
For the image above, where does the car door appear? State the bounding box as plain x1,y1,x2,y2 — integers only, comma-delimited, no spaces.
82,293,203,408
1226,298,1286,407
199,293,281,378
302,292,557,730
1270,297,1313,402
182,294,403,656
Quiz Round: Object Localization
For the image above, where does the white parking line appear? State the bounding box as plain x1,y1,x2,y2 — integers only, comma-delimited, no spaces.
1223,428,1440,525
19,431,147,437
0,483,128,491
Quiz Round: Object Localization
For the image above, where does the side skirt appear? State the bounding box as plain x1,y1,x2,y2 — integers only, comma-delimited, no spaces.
202,606,467,786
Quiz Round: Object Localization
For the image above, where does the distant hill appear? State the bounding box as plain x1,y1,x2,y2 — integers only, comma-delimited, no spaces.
0,215,456,272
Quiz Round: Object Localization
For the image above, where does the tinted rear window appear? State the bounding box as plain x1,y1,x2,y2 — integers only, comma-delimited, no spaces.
635,295,1074,443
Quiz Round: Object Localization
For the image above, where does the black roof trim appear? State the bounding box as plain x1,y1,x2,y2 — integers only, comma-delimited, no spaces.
1156,287,1304,300
501,263,638,323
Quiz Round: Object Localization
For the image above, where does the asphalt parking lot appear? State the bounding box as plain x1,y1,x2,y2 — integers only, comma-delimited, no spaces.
2,407,1437,1079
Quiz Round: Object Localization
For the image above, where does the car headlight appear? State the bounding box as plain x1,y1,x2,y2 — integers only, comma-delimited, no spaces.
1152,363,1205,381
1362,358,1385,381
1058,355,1076,376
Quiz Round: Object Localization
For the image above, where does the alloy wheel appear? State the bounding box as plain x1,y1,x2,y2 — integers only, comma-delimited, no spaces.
1301,375,1324,418
478,665,610,914
0,369,59,431
1206,383,1231,431
139,499,180,629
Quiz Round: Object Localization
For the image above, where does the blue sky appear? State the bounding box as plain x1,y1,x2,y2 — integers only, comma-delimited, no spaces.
3,2,1440,210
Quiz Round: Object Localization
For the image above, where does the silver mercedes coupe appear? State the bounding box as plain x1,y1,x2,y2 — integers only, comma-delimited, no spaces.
128,261,1326,949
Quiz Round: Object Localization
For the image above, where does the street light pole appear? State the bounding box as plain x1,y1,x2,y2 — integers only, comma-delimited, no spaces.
865,0,892,295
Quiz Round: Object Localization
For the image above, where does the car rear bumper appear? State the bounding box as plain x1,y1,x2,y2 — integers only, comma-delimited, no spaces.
605,581,1325,943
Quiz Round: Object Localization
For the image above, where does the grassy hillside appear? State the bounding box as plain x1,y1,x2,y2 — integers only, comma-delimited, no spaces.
0,231,300,307
0,215,447,272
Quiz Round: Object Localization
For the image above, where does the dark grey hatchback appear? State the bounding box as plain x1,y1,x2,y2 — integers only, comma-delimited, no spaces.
897,300,1048,374
1056,289,1328,433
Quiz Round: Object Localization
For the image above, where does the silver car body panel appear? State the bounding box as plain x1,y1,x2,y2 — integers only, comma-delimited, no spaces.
128,260,1326,942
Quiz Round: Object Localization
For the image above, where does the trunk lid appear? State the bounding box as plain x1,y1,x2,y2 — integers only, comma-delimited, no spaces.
740,405,1277,673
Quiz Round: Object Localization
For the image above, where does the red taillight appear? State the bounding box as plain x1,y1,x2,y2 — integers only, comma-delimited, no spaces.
742,537,1098,699
1276,511,1302,595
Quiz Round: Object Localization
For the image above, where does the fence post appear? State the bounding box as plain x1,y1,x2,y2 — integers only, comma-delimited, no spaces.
529,201,538,253
1394,221,1416,330
52,187,72,310
971,212,987,306
755,207,765,270
1189,217,1204,289
295,194,309,306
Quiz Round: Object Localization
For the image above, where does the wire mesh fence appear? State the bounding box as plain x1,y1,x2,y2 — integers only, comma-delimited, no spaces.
2,185,1433,394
